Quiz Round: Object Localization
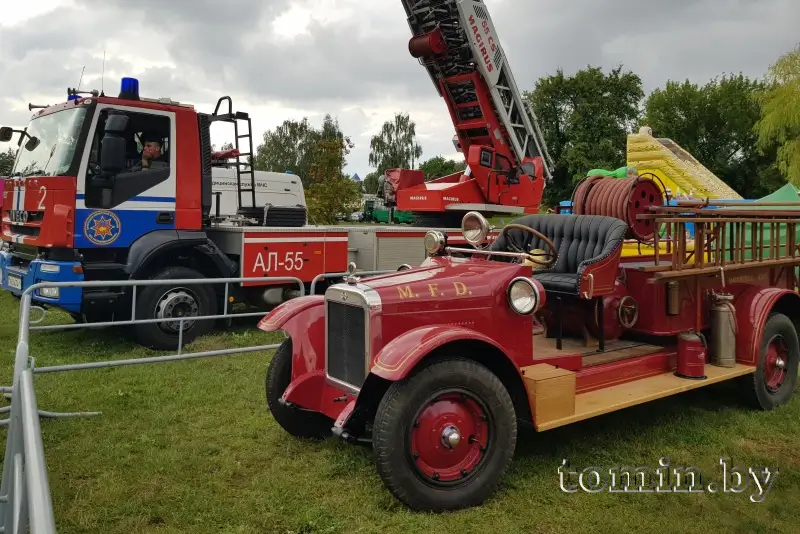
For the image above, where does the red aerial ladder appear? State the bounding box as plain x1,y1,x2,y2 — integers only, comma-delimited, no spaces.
379,0,555,227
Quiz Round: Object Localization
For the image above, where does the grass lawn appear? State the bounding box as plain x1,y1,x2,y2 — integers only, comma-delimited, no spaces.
1,291,799,534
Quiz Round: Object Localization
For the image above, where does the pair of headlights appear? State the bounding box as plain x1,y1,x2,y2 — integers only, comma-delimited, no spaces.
424,212,540,315
423,231,540,315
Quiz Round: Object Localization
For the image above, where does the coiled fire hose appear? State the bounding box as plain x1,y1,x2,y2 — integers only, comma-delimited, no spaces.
571,175,664,242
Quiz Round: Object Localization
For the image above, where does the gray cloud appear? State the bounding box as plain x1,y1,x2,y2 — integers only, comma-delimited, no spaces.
2,0,798,175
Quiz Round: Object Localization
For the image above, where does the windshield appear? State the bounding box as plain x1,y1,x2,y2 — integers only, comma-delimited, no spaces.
11,107,88,177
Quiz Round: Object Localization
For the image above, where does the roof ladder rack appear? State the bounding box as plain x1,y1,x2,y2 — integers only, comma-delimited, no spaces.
210,96,256,210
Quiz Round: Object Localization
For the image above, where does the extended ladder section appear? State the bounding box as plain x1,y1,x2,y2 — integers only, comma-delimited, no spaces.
210,96,256,209
402,0,553,179
635,201,800,283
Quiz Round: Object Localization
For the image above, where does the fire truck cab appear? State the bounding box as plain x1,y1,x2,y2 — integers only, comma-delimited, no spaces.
0,80,307,349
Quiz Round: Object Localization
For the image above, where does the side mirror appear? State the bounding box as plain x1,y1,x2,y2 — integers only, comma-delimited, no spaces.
100,136,126,174
24,136,40,152
0,127,13,143
461,211,490,247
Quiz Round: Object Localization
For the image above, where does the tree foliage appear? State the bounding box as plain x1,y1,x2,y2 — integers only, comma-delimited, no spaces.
362,171,381,195
368,112,423,175
253,117,321,188
524,66,644,205
253,115,360,224
0,147,16,176
305,117,361,225
642,74,785,197
419,155,466,182
754,43,800,186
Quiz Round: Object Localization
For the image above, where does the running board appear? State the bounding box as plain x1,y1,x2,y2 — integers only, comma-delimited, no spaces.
523,363,756,432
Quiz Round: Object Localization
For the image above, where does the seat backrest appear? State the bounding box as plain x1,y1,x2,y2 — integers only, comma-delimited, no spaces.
491,214,628,273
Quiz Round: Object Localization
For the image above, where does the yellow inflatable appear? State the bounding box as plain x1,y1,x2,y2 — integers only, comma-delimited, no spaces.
626,126,742,201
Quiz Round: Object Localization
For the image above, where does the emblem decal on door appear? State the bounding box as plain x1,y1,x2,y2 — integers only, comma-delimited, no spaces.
84,211,122,246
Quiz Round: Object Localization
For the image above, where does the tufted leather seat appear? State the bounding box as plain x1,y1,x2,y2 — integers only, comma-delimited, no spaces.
489,214,628,296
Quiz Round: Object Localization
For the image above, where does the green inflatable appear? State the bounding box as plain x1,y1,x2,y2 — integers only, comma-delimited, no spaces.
586,167,637,178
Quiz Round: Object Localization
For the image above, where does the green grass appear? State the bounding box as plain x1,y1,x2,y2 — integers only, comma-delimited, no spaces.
1,292,799,534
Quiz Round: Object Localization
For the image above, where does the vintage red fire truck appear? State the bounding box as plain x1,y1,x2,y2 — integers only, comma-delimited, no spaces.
259,171,800,511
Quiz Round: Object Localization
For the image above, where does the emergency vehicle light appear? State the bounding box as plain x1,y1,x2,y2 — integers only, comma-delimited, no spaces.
119,77,140,100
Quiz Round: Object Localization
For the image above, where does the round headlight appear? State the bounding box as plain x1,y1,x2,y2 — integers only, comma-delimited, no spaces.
424,230,446,255
461,211,490,246
507,277,539,315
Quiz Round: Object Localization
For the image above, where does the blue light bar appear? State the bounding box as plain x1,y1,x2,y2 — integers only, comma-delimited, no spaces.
67,94,79,101
119,77,140,100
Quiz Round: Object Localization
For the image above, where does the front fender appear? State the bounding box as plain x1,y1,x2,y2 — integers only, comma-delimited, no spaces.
734,287,800,365
259,295,326,380
371,325,512,381
258,295,325,333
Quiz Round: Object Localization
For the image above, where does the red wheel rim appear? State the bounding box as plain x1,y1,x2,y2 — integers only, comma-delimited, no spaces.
764,335,789,393
408,389,491,486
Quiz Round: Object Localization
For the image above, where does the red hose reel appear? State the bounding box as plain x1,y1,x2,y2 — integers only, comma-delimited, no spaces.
571,175,664,242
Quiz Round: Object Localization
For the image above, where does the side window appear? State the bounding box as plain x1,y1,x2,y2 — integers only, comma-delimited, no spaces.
494,154,512,174
84,108,172,208
480,149,493,167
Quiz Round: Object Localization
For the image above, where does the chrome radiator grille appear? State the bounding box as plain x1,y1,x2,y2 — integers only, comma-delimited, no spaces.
326,298,368,389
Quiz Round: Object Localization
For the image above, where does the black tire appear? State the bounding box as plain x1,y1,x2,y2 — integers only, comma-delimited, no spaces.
131,266,217,351
237,205,307,227
265,338,333,439
750,312,799,410
412,211,465,229
372,358,517,512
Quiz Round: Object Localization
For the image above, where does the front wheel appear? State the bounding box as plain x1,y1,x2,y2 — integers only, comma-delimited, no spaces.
750,312,799,410
131,266,217,350
372,358,517,512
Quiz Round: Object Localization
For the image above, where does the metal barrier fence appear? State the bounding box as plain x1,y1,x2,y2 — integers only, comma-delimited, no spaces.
0,367,56,534
0,268,398,531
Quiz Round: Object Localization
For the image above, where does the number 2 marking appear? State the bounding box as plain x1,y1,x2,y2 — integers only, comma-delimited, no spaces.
37,186,47,210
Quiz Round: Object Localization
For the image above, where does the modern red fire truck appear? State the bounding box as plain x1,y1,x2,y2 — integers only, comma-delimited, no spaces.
260,171,800,511
378,0,556,227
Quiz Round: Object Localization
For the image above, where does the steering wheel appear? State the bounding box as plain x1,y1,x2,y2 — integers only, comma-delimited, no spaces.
499,223,558,269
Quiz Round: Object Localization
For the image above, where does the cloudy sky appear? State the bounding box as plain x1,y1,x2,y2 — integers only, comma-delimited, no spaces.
1,0,797,177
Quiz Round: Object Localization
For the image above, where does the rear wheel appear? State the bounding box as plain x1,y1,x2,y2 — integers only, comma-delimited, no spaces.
372,358,517,512
265,338,333,439
131,266,217,350
750,312,799,410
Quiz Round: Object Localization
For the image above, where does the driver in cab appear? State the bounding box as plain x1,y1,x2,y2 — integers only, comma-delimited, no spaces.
131,132,168,171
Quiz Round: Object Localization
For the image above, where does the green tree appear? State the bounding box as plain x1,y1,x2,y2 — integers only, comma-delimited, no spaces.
0,147,16,176
303,117,362,224
362,171,381,195
253,117,321,188
754,44,800,186
368,112,423,175
418,155,466,181
642,74,785,197
524,66,644,205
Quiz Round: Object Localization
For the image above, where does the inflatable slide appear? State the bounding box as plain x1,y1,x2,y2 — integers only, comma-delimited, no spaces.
626,126,742,200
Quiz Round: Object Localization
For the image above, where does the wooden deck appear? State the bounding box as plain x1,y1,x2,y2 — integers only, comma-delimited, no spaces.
535,363,755,431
